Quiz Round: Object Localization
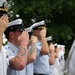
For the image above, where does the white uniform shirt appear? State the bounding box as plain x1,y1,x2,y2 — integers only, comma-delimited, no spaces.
57,51,64,75
54,57,60,75
47,54,55,75
33,41,49,74
63,40,75,75
26,46,34,75
4,42,26,75
68,46,75,75
59,50,65,71
26,63,33,75
0,46,8,75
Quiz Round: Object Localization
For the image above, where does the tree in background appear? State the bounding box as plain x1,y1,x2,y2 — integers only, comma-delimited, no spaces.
8,0,75,58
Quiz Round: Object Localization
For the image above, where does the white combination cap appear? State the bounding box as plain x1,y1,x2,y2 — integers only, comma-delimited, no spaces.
61,45,65,48
57,44,61,48
0,0,8,12
8,19,22,27
5,19,24,33
54,43,58,46
46,36,52,41
24,27,32,33
31,20,46,30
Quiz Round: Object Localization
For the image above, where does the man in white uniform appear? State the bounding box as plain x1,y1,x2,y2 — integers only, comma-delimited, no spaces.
31,21,50,75
4,19,29,75
64,40,75,75
46,36,55,75
0,0,9,75
25,27,37,75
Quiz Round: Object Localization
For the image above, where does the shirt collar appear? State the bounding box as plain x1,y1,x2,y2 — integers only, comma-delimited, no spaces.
7,42,19,53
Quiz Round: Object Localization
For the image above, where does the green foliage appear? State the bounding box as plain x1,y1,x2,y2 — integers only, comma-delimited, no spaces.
47,24,73,43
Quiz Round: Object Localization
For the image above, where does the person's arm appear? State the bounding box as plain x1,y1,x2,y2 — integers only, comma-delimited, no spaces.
9,31,29,70
0,33,3,51
40,29,49,55
55,47,59,58
0,15,8,51
27,35,37,64
49,43,55,65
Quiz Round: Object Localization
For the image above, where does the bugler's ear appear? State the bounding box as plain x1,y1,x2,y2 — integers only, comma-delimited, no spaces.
9,32,15,38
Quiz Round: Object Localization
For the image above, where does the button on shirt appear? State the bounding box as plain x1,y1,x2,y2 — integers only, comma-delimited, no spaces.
33,41,49,74
0,46,9,75
4,42,26,75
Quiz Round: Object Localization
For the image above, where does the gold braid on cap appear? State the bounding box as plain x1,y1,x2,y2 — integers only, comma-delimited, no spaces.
0,2,8,12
